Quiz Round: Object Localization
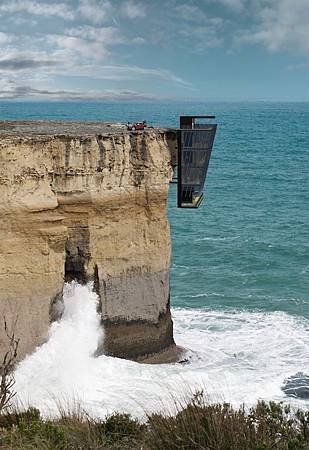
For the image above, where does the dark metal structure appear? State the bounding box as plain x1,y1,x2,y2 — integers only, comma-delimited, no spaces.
177,116,217,208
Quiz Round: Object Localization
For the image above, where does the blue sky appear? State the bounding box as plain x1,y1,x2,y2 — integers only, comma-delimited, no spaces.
0,0,308,101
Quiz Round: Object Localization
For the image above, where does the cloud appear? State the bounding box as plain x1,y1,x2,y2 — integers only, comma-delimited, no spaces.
132,36,145,44
47,34,109,60
0,81,158,100
0,0,145,24
78,0,111,24
0,28,190,88
0,57,56,71
90,65,192,85
65,25,124,44
121,1,146,19
0,46,190,89
211,0,245,12
235,0,309,54
287,62,309,70
65,25,145,48
138,1,225,52
174,3,210,22
178,25,223,51
0,32,13,45
0,0,75,20
0,0,194,97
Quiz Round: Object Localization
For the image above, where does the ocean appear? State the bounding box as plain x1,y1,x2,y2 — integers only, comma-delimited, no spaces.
1,101,308,416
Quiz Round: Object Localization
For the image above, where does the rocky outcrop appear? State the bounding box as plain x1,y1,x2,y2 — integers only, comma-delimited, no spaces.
0,121,177,362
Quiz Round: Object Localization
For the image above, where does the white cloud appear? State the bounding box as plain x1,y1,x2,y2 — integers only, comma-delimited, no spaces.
132,36,145,44
47,34,109,60
91,65,191,85
0,42,190,89
235,0,309,53
121,0,146,19
0,0,75,20
78,0,111,24
0,21,190,87
0,32,13,45
174,3,209,21
0,0,114,24
64,25,146,47
146,1,224,51
0,45,60,74
178,25,223,51
65,26,124,44
0,0,193,97
0,79,158,100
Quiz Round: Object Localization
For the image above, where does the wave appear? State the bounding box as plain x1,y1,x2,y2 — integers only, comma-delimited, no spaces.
194,236,240,242
14,282,309,419
187,292,225,298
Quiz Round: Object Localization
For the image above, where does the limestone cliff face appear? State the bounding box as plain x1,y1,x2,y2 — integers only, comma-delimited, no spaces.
0,121,177,361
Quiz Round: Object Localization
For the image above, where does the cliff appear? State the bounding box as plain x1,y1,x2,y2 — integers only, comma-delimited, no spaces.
0,121,178,362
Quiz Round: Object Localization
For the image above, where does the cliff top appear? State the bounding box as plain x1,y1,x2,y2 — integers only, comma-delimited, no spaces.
0,120,169,137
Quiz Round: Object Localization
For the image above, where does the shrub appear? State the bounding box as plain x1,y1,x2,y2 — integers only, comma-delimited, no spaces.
0,317,19,413
93,412,145,449
0,406,40,429
0,397,307,449
146,393,309,450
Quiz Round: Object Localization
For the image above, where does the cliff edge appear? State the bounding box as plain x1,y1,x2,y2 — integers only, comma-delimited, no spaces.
0,121,178,362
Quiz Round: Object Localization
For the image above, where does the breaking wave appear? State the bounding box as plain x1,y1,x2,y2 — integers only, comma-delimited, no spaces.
14,282,309,419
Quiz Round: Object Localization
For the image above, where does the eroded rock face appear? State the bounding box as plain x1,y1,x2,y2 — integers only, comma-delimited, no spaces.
0,121,177,361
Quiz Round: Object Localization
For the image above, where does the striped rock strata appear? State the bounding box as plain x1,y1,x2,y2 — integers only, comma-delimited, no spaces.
0,121,177,362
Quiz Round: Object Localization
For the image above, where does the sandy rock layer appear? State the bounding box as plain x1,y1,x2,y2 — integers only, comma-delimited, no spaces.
0,121,177,361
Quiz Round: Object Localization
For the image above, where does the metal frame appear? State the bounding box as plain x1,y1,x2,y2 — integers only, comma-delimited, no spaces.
177,116,217,208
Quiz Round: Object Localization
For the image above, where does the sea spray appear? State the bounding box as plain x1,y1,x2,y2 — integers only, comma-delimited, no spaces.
14,282,309,419
14,282,103,415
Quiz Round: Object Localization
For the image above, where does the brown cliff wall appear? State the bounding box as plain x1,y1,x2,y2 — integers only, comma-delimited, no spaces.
0,121,177,361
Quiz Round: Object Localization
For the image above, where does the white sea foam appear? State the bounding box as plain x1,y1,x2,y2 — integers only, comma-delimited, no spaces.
14,282,309,419
195,236,240,242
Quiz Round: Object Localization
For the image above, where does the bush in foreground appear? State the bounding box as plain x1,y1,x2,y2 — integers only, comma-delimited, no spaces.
146,393,309,450
0,395,307,449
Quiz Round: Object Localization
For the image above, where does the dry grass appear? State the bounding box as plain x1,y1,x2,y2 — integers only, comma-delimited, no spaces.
146,391,309,450
0,408,144,449
0,393,307,449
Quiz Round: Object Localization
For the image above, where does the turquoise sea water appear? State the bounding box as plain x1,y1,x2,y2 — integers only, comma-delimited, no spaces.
2,101,308,408
1,101,308,319
168,102,309,320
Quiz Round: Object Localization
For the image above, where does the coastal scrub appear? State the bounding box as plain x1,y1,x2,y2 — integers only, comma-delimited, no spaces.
0,395,308,449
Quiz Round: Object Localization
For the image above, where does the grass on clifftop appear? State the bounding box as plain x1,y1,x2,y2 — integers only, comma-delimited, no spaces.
0,393,308,449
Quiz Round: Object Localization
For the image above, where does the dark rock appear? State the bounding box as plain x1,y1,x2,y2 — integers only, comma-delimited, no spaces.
282,372,309,399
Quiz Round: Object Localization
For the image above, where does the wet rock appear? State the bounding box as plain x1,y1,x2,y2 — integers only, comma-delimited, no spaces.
282,372,309,399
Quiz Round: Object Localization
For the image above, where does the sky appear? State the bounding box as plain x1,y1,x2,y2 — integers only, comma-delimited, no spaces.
0,0,308,101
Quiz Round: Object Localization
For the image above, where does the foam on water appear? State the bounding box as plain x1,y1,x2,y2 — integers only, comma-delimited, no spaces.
15,282,309,419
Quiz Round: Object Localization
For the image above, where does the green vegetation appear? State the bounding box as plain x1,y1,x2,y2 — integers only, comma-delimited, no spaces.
0,394,308,449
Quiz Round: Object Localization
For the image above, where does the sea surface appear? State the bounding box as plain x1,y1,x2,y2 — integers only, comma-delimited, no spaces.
1,101,308,415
